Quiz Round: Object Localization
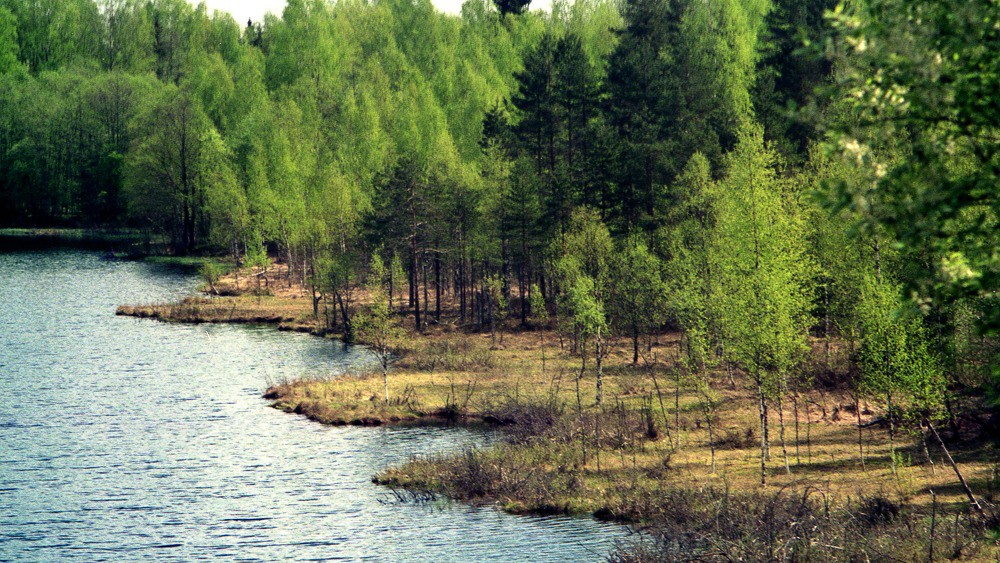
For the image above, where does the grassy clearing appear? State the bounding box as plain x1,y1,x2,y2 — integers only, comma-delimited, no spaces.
118,260,1000,560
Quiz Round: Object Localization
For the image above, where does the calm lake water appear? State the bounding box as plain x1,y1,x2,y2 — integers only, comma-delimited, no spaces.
0,250,632,561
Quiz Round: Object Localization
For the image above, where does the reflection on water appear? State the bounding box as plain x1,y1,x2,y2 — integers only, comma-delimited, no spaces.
0,250,630,561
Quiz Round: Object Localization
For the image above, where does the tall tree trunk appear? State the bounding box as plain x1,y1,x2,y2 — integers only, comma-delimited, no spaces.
595,329,603,406
927,421,986,518
460,256,466,322
706,403,716,474
762,394,770,460
777,392,790,475
409,255,416,308
434,252,441,323
805,399,812,463
856,393,866,471
792,393,801,465
422,259,429,328
759,386,767,485
519,215,528,327
412,243,420,332
887,392,896,474
823,281,831,368
650,369,672,446
675,366,681,450
633,327,639,364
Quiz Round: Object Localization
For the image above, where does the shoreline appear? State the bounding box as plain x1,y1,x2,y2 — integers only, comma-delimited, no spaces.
115,259,1000,559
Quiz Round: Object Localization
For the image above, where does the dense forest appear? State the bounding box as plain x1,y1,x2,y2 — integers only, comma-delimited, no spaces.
1,0,998,478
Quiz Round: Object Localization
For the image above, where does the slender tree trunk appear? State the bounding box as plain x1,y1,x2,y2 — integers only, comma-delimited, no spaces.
411,236,420,332
792,393,801,465
759,387,767,485
887,392,896,473
926,421,985,518
409,253,416,308
929,489,937,562
823,282,831,369
805,399,812,463
383,365,389,403
435,252,441,323
595,330,603,407
577,368,586,466
777,392,791,475
633,327,639,364
762,393,771,460
388,263,394,310
460,258,466,322
540,330,546,374
922,423,937,475
705,403,716,474
650,369,672,446
856,393,866,471
311,286,321,330
519,219,528,326
675,367,681,450
422,259,429,328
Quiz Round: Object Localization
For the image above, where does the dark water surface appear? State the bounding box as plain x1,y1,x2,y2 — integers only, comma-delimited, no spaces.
0,250,630,561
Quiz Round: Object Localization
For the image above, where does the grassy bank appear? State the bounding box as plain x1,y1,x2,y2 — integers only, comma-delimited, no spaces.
270,325,1000,559
118,261,1000,560
117,261,317,331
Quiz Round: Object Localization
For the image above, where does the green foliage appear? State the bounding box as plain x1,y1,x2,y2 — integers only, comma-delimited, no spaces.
855,274,945,417
712,122,814,389
754,0,835,157
1,0,995,430
608,237,667,363
563,207,612,281
827,0,1000,318
529,282,547,324
826,0,1000,395
355,261,406,401
558,256,606,345
661,153,716,369
0,6,23,75
125,86,211,253
368,250,389,290
199,259,224,295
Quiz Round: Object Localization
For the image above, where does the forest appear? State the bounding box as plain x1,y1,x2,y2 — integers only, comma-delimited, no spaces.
2,0,999,556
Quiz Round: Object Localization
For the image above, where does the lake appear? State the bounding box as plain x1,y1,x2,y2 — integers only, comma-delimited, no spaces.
0,250,632,561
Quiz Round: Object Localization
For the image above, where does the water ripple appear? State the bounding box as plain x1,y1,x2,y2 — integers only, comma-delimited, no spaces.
0,250,629,561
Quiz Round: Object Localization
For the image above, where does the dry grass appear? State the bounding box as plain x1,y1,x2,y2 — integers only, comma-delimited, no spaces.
117,261,322,332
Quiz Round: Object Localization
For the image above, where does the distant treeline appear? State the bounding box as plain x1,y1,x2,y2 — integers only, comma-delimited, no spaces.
0,0,998,452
